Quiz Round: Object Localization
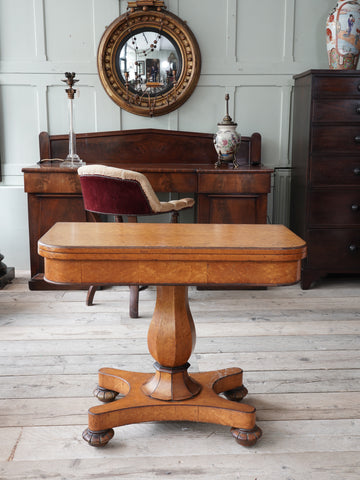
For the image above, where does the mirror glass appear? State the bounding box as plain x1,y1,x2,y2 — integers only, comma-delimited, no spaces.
116,29,182,97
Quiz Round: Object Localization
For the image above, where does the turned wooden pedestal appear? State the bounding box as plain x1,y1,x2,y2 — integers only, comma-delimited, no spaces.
82,285,260,447
38,222,306,448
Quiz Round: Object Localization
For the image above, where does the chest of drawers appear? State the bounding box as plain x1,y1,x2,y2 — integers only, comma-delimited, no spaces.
290,70,360,289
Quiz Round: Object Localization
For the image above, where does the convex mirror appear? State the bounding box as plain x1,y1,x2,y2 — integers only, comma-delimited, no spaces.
97,1,201,117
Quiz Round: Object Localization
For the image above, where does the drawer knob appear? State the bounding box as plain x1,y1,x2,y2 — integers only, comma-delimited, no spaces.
354,136,360,143
351,204,359,212
349,243,358,254
354,167,360,175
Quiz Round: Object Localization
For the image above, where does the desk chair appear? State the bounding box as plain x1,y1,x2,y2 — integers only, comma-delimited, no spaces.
78,164,195,318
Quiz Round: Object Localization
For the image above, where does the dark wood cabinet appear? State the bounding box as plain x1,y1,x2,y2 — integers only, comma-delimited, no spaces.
24,129,272,290
197,171,270,223
27,192,87,289
290,70,360,289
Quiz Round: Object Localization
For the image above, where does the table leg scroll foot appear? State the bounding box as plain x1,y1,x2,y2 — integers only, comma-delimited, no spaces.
231,425,262,447
82,427,114,447
93,385,118,403
223,385,248,402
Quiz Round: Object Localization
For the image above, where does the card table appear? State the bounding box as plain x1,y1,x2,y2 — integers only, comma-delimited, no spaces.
38,222,306,447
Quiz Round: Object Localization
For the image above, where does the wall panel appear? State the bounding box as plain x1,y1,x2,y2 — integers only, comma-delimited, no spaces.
178,1,228,65
0,0,38,61
0,187,29,269
237,0,286,63
44,0,96,62
0,85,39,169
235,86,284,166
294,0,332,64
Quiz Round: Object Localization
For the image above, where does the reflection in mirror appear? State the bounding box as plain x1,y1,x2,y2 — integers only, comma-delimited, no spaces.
117,29,181,97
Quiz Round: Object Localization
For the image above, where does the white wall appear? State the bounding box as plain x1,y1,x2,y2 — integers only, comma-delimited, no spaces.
0,0,333,270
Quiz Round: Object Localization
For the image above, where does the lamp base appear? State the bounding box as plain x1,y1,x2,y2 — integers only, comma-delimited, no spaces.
61,155,86,168
215,155,239,169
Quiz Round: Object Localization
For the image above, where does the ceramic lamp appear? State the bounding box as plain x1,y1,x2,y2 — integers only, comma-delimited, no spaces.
213,94,241,168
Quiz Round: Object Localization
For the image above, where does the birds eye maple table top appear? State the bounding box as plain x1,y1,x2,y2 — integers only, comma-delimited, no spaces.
38,222,306,287
38,222,306,448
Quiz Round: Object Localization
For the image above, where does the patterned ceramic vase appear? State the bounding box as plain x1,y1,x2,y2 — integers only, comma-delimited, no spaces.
326,0,360,69
214,94,241,169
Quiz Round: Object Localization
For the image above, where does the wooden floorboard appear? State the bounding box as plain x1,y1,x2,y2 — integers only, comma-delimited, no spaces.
0,271,359,479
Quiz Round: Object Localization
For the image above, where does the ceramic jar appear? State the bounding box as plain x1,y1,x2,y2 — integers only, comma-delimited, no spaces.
214,94,241,168
214,124,241,168
326,1,360,69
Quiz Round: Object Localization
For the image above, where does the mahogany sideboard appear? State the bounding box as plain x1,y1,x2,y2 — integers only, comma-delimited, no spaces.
23,128,273,290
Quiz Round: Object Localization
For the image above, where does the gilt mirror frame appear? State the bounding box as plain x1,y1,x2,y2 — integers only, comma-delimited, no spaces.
97,1,201,117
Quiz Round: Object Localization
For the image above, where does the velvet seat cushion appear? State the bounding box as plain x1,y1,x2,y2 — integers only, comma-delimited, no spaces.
78,164,195,215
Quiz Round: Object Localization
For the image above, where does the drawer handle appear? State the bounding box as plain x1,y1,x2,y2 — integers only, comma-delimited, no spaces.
355,136,360,143
349,243,358,254
358,84,360,92
356,106,360,114
354,167,360,175
351,204,359,212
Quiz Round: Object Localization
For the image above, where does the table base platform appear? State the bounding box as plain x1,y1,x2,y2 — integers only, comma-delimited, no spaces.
82,366,262,447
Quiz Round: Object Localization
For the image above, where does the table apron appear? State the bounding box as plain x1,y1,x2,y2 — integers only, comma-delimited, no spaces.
43,258,301,286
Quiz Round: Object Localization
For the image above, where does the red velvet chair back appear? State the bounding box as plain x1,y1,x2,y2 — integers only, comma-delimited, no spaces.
79,175,153,216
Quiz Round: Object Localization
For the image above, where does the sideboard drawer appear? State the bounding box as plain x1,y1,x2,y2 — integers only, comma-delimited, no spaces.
198,173,271,194
313,99,360,123
145,172,197,192
311,156,360,186
313,75,360,97
24,172,82,194
309,189,360,226
307,229,360,269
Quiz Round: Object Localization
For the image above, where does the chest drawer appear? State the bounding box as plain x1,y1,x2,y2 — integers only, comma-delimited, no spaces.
310,156,360,186
307,229,360,269
311,126,360,153
309,189,360,226
312,99,360,123
313,76,360,97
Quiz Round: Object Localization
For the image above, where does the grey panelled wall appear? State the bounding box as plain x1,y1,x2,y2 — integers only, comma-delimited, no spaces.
0,0,333,269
